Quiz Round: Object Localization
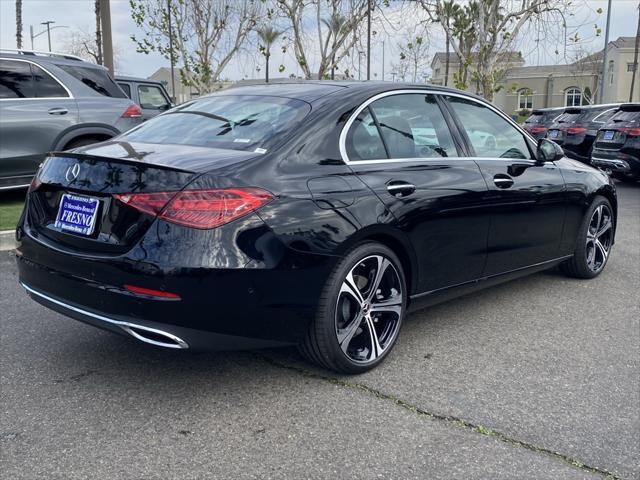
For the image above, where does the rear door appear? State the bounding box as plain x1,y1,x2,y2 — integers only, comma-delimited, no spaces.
0,58,78,184
343,91,490,293
443,95,566,275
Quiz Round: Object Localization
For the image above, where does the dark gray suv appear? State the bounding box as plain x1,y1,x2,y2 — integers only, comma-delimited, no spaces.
0,50,143,190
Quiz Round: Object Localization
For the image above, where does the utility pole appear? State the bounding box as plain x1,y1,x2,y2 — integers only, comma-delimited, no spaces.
100,0,115,75
358,51,365,80
599,0,612,104
167,0,177,103
366,0,371,81
41,21,54,51
382,40,385,81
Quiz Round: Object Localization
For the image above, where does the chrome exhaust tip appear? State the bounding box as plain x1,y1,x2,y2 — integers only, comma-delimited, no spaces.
120,324,189,349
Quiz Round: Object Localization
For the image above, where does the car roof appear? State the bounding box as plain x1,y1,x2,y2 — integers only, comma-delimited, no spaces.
0,50,108,70
212,80,484,104
115,75,164,84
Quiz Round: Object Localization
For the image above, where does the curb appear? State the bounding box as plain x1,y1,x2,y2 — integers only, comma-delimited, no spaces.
0,230,16,252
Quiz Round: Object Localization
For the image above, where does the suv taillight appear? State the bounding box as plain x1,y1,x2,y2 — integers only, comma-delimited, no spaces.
620,127,640,136
114,188,273,229
529,126,547,133
122,104,142,118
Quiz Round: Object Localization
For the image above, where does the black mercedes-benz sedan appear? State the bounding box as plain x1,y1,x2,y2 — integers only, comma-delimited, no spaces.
16,82,617,373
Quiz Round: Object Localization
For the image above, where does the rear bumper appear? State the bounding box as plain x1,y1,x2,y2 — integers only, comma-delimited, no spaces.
591,150,640,176
16,216,336,350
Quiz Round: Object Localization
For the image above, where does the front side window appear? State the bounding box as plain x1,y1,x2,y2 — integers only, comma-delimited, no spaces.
138,84,170,110
0,60,34,98
517,89,533,110
58,65,126,98
565,88,582,107
32,64,68,98
122,95,310,152
446,96,531,159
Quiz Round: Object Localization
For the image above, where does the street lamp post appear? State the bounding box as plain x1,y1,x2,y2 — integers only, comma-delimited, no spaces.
30,23,68,51
41,21,55,51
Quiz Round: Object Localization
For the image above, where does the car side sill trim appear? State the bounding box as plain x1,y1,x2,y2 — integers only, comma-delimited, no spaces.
410,254,573,300
21,282,189,349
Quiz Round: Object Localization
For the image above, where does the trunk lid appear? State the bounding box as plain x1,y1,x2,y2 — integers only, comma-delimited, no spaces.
26,141,259,254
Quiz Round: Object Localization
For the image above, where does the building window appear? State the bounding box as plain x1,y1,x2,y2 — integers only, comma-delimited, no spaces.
628,63,637,73
565,88,582,107
517,88,533,110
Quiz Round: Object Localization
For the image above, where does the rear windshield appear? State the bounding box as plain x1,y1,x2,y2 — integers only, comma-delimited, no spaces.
611,110,640,123
555,112,586,124
121,95,311,152
524,113,544,124
59,65,126,98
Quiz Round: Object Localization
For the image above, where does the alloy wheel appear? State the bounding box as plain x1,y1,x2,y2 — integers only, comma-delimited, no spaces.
335,255,403,364
586,204,613,272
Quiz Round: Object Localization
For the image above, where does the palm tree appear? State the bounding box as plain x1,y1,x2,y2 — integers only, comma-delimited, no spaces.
16,0,23,49
438,0,459,87
256,26,282,83
322,13,348,80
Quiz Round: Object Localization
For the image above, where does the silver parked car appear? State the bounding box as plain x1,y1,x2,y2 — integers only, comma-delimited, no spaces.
0,50,143,190
115,76,173,121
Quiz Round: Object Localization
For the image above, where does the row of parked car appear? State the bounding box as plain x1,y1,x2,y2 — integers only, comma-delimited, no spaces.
523,103,640,183
0,49,172,190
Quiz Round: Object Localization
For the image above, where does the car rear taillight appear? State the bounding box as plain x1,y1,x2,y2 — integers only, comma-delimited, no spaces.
565,127,587,135
124,284,181,299
529,126,547,133
620,127,640,136
114,188,273,229
122,104,142,118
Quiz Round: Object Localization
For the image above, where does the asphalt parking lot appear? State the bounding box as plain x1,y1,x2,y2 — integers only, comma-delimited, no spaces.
1,181,638,480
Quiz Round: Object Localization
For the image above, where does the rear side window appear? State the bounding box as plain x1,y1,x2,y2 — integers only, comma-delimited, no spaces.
59,65,125,98
118,82,132,98
121,95,310,152
0,59,34,98
345,108,387,161
446,96,531,159
32,65,68,97
370,94,456,159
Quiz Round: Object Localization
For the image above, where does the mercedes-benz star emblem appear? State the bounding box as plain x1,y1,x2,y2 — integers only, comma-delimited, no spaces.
65,163,81,182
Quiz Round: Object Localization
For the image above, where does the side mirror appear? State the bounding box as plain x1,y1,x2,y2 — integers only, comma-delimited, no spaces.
537,138,564,163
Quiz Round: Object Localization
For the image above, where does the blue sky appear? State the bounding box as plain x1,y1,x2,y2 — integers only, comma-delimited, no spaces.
0,0,638,80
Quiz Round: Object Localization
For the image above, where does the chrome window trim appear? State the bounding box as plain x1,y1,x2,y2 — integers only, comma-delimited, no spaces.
0,57,73,100
339,88,536,165
21,282,189,349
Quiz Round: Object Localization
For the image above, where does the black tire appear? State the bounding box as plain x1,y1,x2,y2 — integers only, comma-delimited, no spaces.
300,242,407,374
560,196,614,279
64,137,106,150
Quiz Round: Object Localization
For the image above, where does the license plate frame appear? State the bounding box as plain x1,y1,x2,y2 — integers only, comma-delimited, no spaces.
54,193,100,236
603,130,615,141
549,130,560,138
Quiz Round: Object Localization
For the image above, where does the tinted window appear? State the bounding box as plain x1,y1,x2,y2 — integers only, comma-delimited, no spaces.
370,94,456,158
138,84,170,110
122,95,310,152
446,96,531,159
592,109,617,123
524,113,544,125
118,82,131,98
555,112,584,124
345,107,387,161
59,65,126,98
32,64,68,97
0,60,34,98
611,110,640,123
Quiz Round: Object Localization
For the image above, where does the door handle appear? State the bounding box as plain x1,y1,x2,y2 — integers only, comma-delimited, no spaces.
386,181,416,197
48,108,68,115
493,174,514,189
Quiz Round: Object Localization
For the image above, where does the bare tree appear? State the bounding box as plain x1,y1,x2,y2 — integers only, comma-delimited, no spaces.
421,0,580,101
394,28,430,83
257,26,282,83
16,0,23,49
62,29,122,69
276,0,378,80
630,3,640,102
130,0,262,94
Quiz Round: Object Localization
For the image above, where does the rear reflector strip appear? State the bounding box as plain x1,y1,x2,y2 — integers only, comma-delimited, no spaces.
124,284,181,300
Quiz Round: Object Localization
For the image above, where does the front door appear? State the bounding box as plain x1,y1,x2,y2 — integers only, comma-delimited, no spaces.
343,92,490,293
443,95,566,276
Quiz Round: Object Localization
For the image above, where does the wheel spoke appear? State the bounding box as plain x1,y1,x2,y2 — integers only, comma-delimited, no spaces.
367,256,391,302
341,271,364,305
595,239,609,262
592,205,602,232
337,311,364,353
370,296,402,317
596,217,612,238
363,314,383,360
